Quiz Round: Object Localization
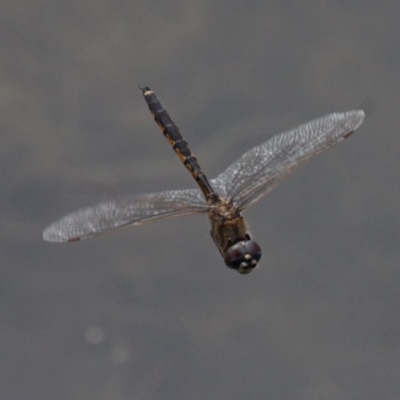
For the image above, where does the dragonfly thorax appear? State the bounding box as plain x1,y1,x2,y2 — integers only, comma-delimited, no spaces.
209,197,239,220
208,203,247,253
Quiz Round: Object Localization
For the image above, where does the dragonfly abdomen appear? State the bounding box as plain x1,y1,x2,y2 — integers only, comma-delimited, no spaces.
141,86,218,203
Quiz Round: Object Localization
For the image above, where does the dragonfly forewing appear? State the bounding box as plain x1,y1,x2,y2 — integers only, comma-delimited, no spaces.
211,110,365,211
43,189,209,242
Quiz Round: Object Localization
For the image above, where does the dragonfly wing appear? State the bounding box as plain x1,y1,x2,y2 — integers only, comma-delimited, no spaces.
211,110,365,210
43,188,209,242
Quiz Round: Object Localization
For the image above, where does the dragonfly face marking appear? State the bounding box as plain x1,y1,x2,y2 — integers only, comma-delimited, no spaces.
224,239,262,275
43,86,365,275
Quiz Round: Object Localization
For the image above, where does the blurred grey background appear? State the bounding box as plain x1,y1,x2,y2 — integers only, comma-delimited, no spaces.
1,1,399,399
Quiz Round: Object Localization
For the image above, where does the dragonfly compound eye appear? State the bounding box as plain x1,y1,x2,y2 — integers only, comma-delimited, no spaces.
224,240,262,274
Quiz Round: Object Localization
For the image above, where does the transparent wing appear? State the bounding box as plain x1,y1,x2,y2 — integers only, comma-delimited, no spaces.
211,110,365,211
43,188,209,242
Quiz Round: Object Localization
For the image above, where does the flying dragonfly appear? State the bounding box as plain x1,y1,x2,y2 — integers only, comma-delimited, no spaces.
43,87,365,274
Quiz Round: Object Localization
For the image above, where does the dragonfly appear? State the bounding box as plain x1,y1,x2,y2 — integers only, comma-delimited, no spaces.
43,86,365,274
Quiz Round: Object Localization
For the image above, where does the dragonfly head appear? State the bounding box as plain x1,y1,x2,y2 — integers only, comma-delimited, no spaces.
224,239,262,274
